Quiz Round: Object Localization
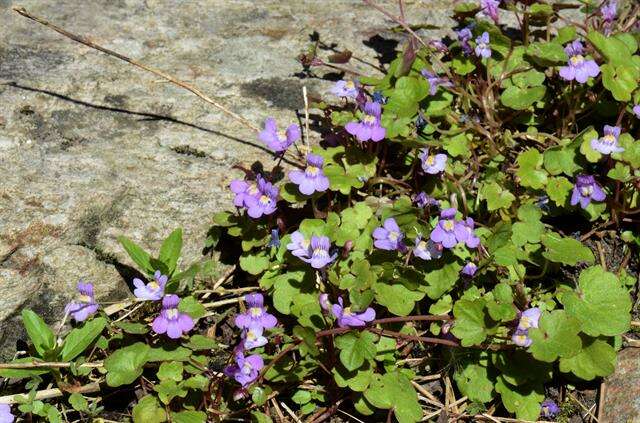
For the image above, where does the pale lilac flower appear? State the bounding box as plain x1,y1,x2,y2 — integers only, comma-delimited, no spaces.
413,236,442,260
461,218,481,248
331,80,359,98
345,101,386,142
235,293,278,330
300,235,337,269
152,295,194,339
516,307,541,331
65,282,99,322
541,400,560,418
373,217,406,251
259,118,300,153
419,148,447,174
591,125,624,155
420,69,453,95
633,105,640,118
601,0,617,33
0,404,14,423
479,0,500,23
571,175,606,209
430,208,468,249
461,262,478,277
133,270,167,301
242,323,268,350
456,27,473,55
413,192,440,208
286,231,311,258
512,329,532,347
245,176,279,219
224,352,264,387
319,293,331,311
559,41,600,84
429,39,448,53
230,179,260,208
289,153,330,195
331,297,375,328
475,32,492,58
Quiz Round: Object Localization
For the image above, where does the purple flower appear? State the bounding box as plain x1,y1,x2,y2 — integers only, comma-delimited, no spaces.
461,218,480,248
633,105,640,118
571,175,606,209
331,80,359,99
601,0,617,31
289,153,330,195
419,148,447,174
286,231,311,258
428,39,449,53
413,236,442,260
268,229,280,248
319,293,331,311
420,69,453,95
479,0,500,23
373,218,406,251
0,404,14,423
474,32,492,58
224,352,264,387
512,329,532,347
245,176,279,219
345,101,386,142
133,270,167,301
559,41,600,84
591,125,624,155
331,297,375,328
230,179,260,208
413,192,440,208
541,400,561,418
65,282,99,322
300,235,337,269
152,295,194,339
259,118,300,153
456,27,473,55
235,293,278,330
516,307,541,331
430,208,468,249
372,91,387,104
461,262,478,277
242,323,268,350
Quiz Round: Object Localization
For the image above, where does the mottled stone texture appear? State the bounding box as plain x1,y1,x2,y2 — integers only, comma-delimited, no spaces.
0,0,451,358
602,348,640,423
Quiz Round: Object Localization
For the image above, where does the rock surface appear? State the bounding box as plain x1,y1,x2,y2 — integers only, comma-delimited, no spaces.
0,0,451,358
601,347,640,423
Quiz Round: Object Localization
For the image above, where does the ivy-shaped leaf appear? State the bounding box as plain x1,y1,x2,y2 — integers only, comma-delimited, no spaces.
335,332,377,372
451,299,491,347
541,232,594,265
559,337,617,380
516,149,548,189
528,310,582,362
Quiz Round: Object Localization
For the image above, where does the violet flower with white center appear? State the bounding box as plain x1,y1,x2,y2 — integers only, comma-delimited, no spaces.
373,217,406,251
413,192,440,208
230,179,260,208
0,404,14,423
345,101,386,142
420,69,453,96
591,125,624,155
541,400,561,419
331,80,359,99
419,148,447,174
300,235,337,269
559,40,600,84
474,32,492,58
133,270,167,301
456,27,473,55
65,281,99,322
512,329,532,347
516,307,541,332
152,294,194,339
331,297,375,328
479,0,500,23
245,176,279,219
235,293,278,330
461,218,481,248
224,352,264,387
413,236,442,260
430,208,468,249
633,105,640,118
289,153,330,195
242,323,268,350
571,175,606,209
286,231,312,258
461,262,478,277
259,117,300,153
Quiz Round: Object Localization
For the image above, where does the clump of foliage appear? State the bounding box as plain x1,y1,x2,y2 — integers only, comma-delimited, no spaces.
2,0,640,422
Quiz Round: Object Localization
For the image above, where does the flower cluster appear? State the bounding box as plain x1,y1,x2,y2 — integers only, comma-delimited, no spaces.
152,294,194,339
420,69,453,96
431,208,480,249
259,117,300,153
287,231,337,269
65,281,99,322
345,101,386,142
230,175,279,219
511,307,541,347
321,295,375,328
289,153,330,196
559,40,600,84
225,294,277,388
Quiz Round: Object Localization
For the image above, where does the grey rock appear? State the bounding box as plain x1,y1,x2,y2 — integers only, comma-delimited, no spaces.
602,348,640,423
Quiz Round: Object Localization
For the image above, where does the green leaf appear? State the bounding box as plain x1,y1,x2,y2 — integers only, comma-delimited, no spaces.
607,162,631,182
543,141,581,176
546,176,573,206
563,266,631,336
333,360,374,392
335,332,377,372
601,63,639,102
374,283,424,316
541,232,595,265
114,321,149,334
528,310,582,362
171,411,207,423
501,86,546,110
158,228,183,275
155,379,188,404
21,309,55,357
132,395,167,423
104,343,150,387
178,296,206,320
559,337,617,380
587,30,634,67
157,362,183,382
495,377,543,421
480,181,515,211
68,393,88,412
443,133,471,158
454,362,495,403
239,251,270,275
452,57,476,75
60,317,107,361
526,41,567,66
512,220,544,246
451,299,490,346
118,236,154,274
423,261,462,300
516,149,548,189
364,371,422,423
251,411,273,423
184,335,218,351
492,350,552,386
385,76,429,118
147,345,192,362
